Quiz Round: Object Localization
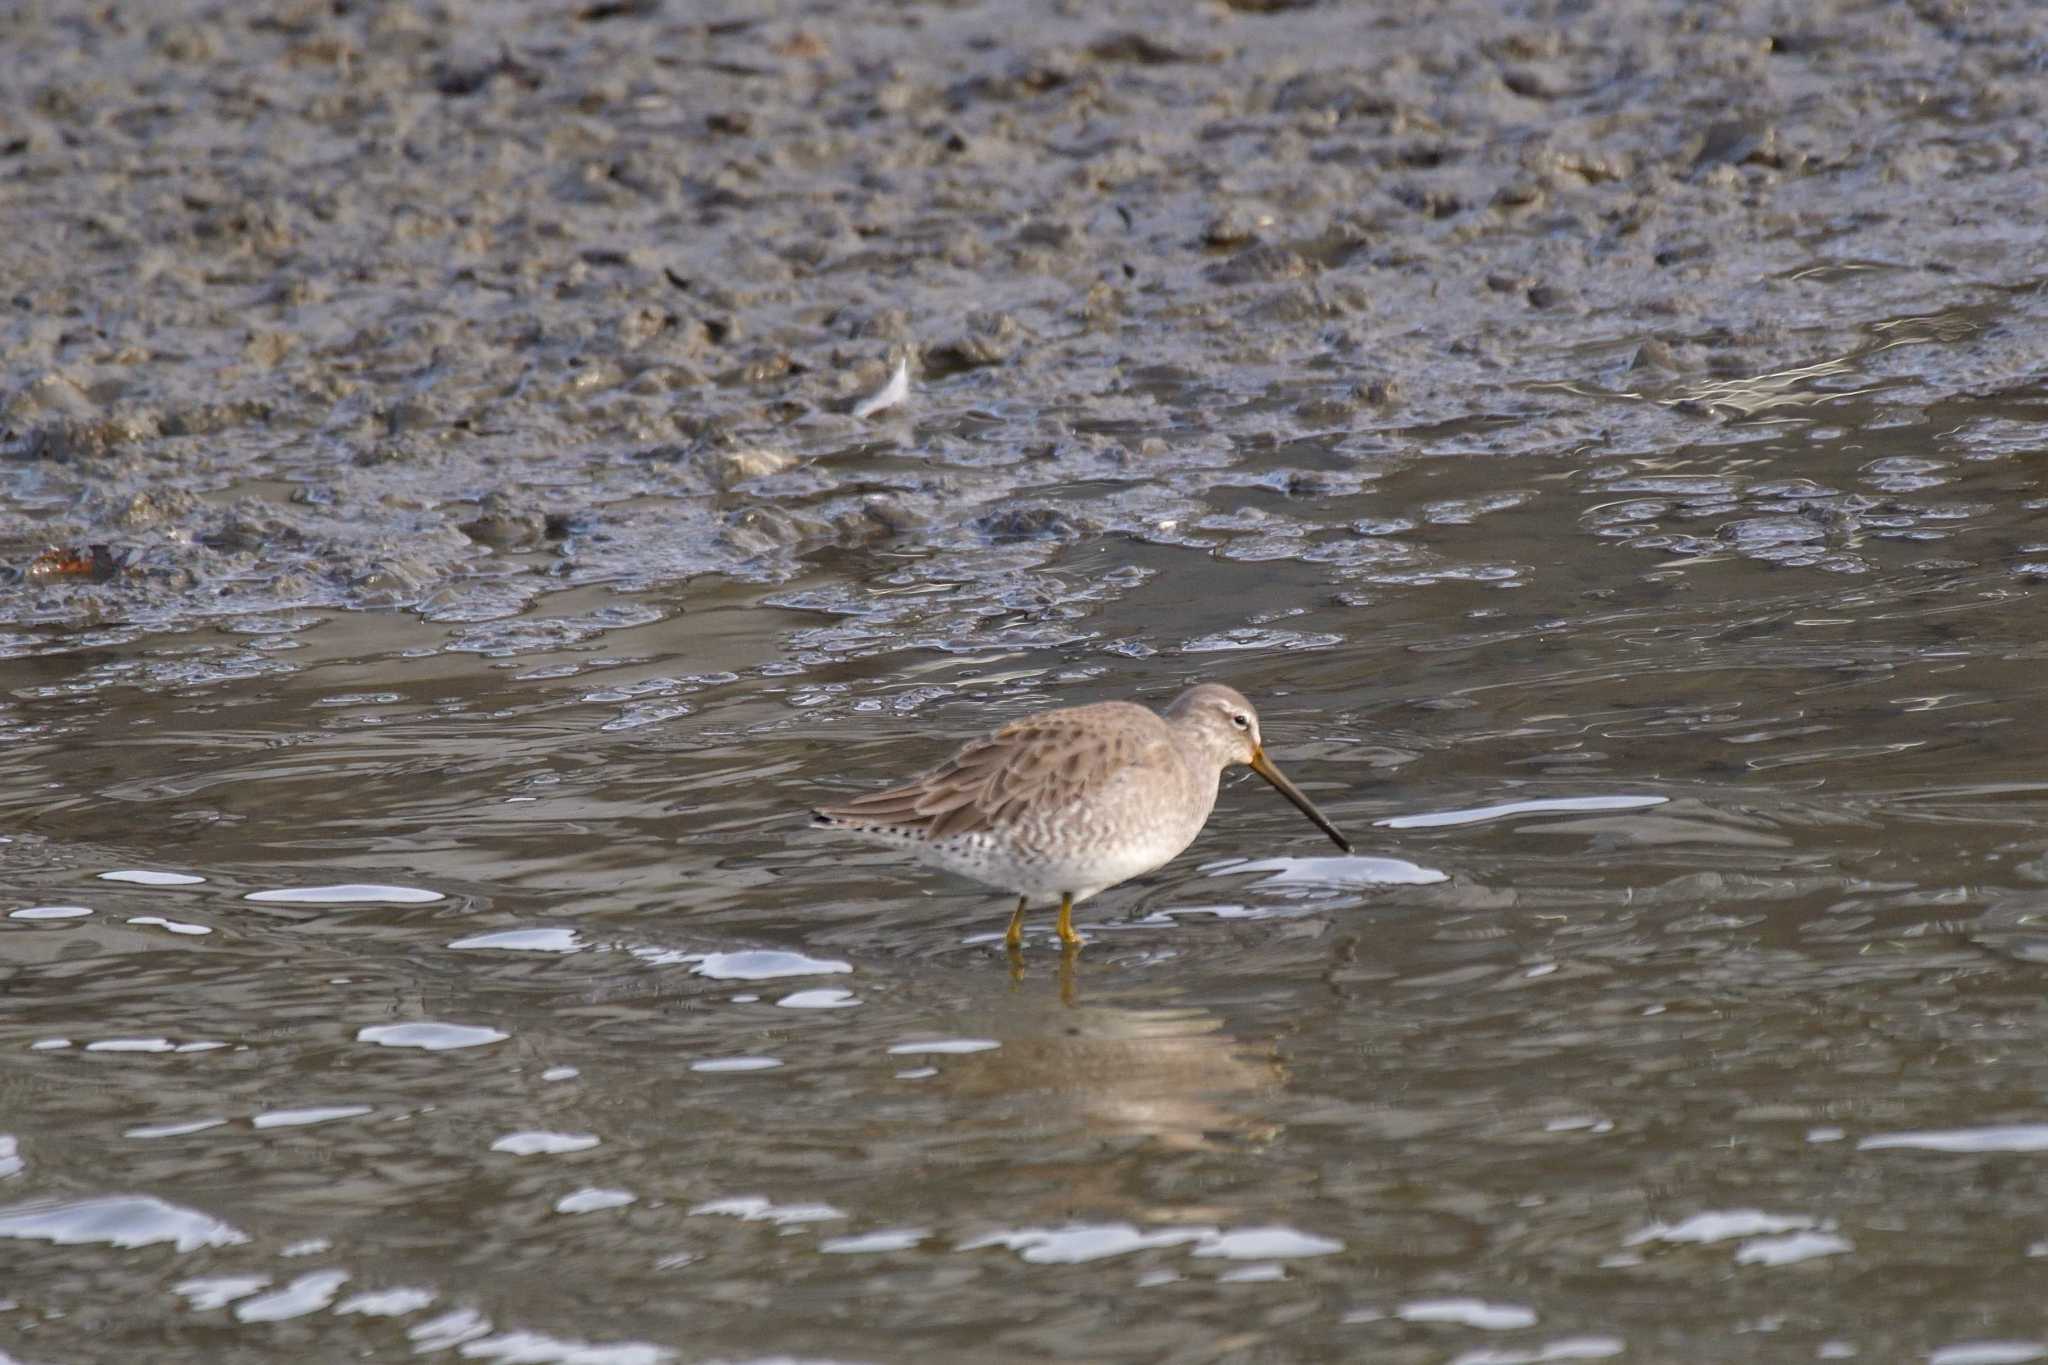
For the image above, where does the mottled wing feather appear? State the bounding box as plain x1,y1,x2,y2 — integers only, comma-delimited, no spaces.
815,703,1171,840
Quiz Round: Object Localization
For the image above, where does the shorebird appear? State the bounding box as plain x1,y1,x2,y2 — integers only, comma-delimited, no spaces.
810,683,1351,949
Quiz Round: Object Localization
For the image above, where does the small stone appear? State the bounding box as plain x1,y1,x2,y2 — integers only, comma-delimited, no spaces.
23,411,159,461
461,491,552,549
1629,340,1678,371
1202,205,1272,248
925,313,1026,375
974,506,1078,542
713,447,796,486
1206,244,1314,285
1350,377,1402,408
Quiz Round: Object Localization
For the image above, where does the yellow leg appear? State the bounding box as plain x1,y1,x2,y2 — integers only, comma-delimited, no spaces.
1055,891,1081,948
1004,896,1028,950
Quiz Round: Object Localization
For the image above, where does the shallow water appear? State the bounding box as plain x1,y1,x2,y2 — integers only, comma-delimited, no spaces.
8,0,2048,1361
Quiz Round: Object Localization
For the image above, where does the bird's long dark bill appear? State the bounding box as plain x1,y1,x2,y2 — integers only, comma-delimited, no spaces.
1250,749,1353,853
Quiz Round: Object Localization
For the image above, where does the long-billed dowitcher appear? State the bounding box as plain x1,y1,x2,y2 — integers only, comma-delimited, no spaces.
811,683,1351,949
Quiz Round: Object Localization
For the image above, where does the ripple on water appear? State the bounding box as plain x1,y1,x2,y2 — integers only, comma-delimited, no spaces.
1927,1346,2048,1365
99,870,206,886
689,1057,782,1073
87,1038,227,1054
244,884,445,905
0,1195,246,1252
1447,1339,1626,1364
1859,1125,2048,1153
357,1023,509,1051
447,927,585,953
1378,794,1668,830
251,1106,373,1130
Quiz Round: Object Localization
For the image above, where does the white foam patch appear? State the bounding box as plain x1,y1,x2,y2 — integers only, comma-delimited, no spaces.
1397,1298,1539,1330
127,915,212,935
691,950,852,981
1190,1226,1344,1259
1218,1263,1287,1282
886,1039,1000,1056
357,1023,509,1051
1447,1337,1626,1363
9,905,92,920
1132,902,1266,925
234,1270,349,1322
448,927,585,953
125,1118,227,1140
101,870,206,886
87,1038,176,1053
820,1228,928,1254
492,1131,599,1156
447,1330,675,1364
964,1221,1344,1266
1859,1125,2048,1153
1378,794,1667,829
173,1275,271,1310
1627,1209,1813,1245
1927,1346,2048,1365
408,1307,492,1352
252,1105,372,1129
555,1188,637,1215
1733,1230,1854,1266
960,1223,1211,1265
689,1057,782,1073
0,1195,246,1252
777,988,860,1009
688,1196,845,1226
1229,855,1448,887
334,1286,438,1317
244,884,444,905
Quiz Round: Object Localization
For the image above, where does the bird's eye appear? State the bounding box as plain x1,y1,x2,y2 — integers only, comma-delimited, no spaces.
1231,713,1250,729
